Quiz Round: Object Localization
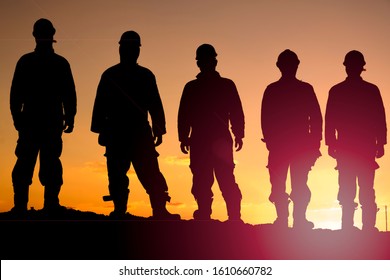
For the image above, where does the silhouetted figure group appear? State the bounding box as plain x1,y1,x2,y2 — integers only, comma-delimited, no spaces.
7,19,387,231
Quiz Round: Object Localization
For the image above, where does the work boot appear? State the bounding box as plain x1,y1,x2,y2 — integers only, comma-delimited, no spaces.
109,210,128,219
226,196,242,222
153,207,181,220
362,205,379,233
42,185,69,219
109,189,129,219
293,219,314,230
9,206,28,219
43,185,62,210
193,197,212,221
292,202,314,230
150,195,181,221
12,184,29,218
341,203,358,231
273,199,289,228
193,209,211,220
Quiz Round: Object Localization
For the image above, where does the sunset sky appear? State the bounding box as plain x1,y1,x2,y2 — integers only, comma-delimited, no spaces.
0,0,389,230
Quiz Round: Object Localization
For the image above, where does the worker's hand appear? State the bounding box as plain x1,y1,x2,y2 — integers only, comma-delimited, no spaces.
261,138,273,151
98,132,107,146
328,146,337,159
376,144,385,158
180,142,190,154
12,114,25,132
154,135,163,146
235,137,243,152
63,118,74,133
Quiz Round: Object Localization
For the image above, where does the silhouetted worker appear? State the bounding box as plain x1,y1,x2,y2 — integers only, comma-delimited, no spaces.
178,44,245,222
261,49,322,229
325,50,387,232
10,18,77,215
91,31,180,220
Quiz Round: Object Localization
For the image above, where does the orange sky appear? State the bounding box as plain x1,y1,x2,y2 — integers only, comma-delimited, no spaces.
0,0,389,230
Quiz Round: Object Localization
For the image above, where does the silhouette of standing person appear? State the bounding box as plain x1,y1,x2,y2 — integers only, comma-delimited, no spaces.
325,50,387,232
261,49,322,229
10,18,77,216
178,44,245,222
91,31,180,220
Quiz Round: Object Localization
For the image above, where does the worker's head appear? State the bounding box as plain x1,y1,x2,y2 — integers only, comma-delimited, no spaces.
276,49,300,78
119,31,141,64
196,44,218,72
33,18,56,44
343,50,366,77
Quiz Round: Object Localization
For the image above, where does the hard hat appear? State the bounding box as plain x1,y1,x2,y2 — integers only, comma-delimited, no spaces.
33,18,56,42
276,49,300,68
343,50,366,67
196,44,217,60
119,31,141,46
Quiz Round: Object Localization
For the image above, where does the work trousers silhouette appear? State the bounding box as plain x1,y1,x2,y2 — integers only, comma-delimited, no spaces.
336,154,378,209
12,129,63,208
189,138,242,210
105,137,170,206
267,150,315,205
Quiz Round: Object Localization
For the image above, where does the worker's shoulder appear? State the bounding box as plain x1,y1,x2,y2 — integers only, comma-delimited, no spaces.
136,64,155,75
17,51,70,68
218,76,237,86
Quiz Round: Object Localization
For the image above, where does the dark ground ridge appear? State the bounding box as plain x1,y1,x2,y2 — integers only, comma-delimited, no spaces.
1,208,389,260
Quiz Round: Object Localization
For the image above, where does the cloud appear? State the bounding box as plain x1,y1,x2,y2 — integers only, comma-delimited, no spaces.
168,202,186,207
309,207,341,213
163,155,190,166
84,161,107,173
163,155,238,166
83,161,136,175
